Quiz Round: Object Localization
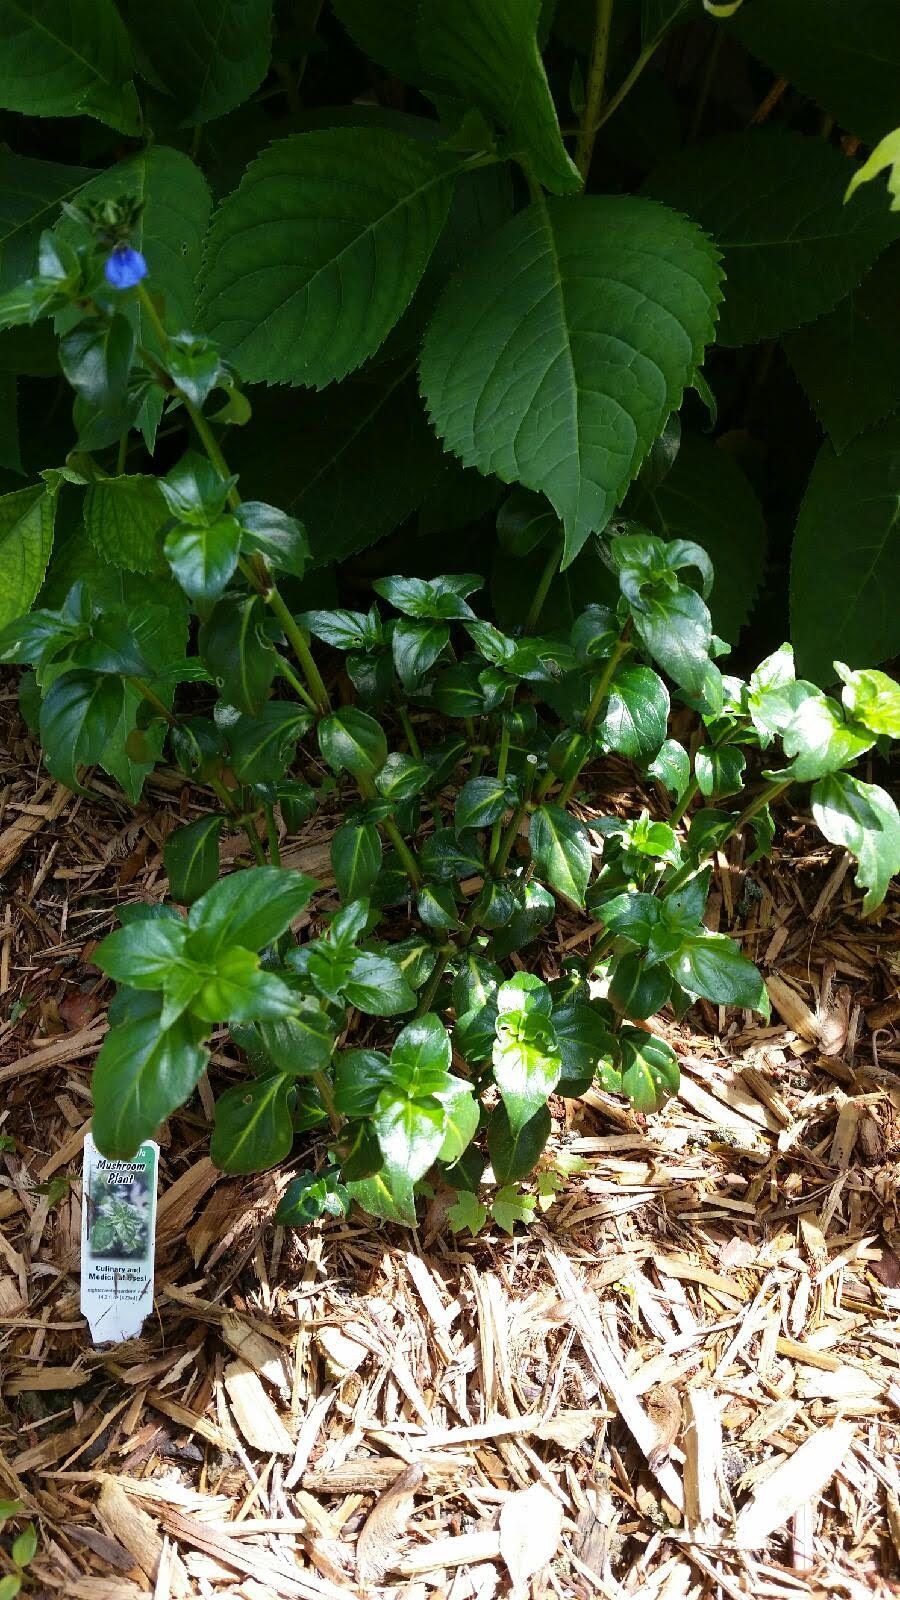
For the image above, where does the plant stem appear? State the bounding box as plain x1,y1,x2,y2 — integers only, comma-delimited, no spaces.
312,1069,342,1134
384,815,423,888
575,0,614,181
662,779,792,900
525,536,562,632
263,804,282,866
538,624,633,806
399,704,422,761
593,40,658,134
208,775,266,865
668,776,699,827
128,676,177,727
137,282,331,714
488,714,512,864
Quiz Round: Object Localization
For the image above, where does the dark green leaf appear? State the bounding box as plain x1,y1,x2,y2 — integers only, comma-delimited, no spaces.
236,501,309,578
228,702,312,785
333,1049,393,1116
608,951,673,1019
164,516,242,601
59,316,133,409
596,664,669,762
198,595,278,714
257,1001,337,1073
420,195,722,567
695,744,745,799
552,1002,618,1095
392,618,449,689
417,882,460,931
331,821,383,904
200,130,459,386
455,776,511,834
645,130,899,345
390,1013,452,1092
376,752,431,801
668,931,769,1014
187,866,317,955
417,0,579,195
318,706,388,780
164,815,223,904
492,878,555,959
160,452,235,526
211,1072,294,1174
84,476,168,574
647,738,691,800
39,670,124,790
630,582,717,702
92,998,208,1158
529,804,591,905
0,0,139,130
487,1102,551,1182
346,1168,417,1227
343,951,416,1015
122,0,273,123
275,1167,349,1226
0,486,55,628
618,1026,679,1112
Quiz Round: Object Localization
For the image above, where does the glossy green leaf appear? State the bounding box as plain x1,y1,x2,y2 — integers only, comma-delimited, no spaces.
647,738,691,800
227,702,313,785
392,618,449,689
318,707,388,780
257,1002,337,1074
552,1002,618,1095
39,670,124,790
236,502,309,578
164,516,242,601
836,663,900,737
420,195,722,567
333,1049,393,1116
766,694,873,783
59,315,133,409
373,1087,446,1183
164,815,223,904
669,930,769,1014
608,951,673,1020
332,821,383,904
376,752,431,802
211,1072,294,1174
492,1007,561,1134
275,1167,349,1226
595,664,669,762
0,485,55,628
618,1026,679,1112
390,1012,452,1091
198,595,278,714
811,772,900,913
455,775,511,834
529,804,591,906
191,946,297,1024
200,129,459,386
188,866,317,955
417,0,579,195
92,997,208,1158
435,1077,479,1163
630,582,717,702
695,744,745,799
487,1101,551,1182
94,916,189,989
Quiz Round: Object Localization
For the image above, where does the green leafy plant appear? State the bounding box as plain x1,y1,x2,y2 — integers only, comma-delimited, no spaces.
1,2,899,1233
0,1501,38,1598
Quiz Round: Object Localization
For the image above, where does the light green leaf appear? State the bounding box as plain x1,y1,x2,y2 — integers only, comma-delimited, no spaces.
791,418,900,680
492,1009,561,1134
0,0,138,130
835,662,900,737
211,1072,294,1174
0,485,55,628
811,772,900,914
347,1168,417,1227
188,866,317,955
84,476,168,574
200,130,459,387
92,998,208,1158
121,0,273,124
344,952,416,1016
765,693,873,783
492,1184,537,1233
374,1087,446,1183
417,0,579,195
421,195,721,567
435,1077,479,1164
448,1189,488,1234
529,804,591,906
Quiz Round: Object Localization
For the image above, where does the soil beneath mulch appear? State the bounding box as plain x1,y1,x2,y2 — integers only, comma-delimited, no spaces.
1,681,900,1599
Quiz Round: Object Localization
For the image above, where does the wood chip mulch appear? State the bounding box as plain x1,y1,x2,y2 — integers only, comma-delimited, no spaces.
1,684,900,1599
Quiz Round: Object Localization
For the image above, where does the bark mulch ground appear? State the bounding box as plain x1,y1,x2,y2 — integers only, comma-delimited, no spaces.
1,685,899,1599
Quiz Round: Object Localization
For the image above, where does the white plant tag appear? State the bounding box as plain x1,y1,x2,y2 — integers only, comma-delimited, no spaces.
80,1133,158,1344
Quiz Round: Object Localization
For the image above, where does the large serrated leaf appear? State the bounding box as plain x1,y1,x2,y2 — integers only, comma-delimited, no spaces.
645,129,899,346
200,129,460,387
791,417,900,680
84,476,168,573
0,484,55,627
417,0,579,196
731,0,900,149
420,195,722,567
121,0,273,124
0,0,138,131
0,152,92,292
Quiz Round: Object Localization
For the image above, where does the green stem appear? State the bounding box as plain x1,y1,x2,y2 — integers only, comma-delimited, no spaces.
488,714,512,864
587,928,616,973
312,1069,342,1134
592,40,658,134
274,650,318,713
668,776,699,827
128,676,177,728
399,705,422,761
539,625,633,806
575,0,615,181
137,282,331,714
661,779,792,901
525,536,563,632
357,775,422,889
264,804,282,867
208,775,266,866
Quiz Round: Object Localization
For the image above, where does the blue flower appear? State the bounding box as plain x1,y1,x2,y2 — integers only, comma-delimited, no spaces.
104,245,148,290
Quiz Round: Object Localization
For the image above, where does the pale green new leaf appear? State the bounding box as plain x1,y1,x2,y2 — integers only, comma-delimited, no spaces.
417,0,579,196
0,485,55,627
811,772,900,914
420,195,722,567
200,129,460,387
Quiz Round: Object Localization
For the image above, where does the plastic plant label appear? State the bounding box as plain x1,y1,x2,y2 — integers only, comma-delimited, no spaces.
80,1133,158,1344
